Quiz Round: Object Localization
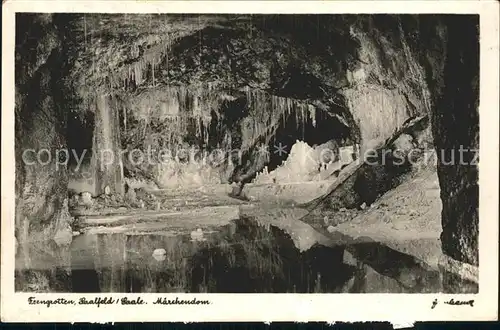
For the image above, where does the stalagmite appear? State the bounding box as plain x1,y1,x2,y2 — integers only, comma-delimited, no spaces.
301,104,306,138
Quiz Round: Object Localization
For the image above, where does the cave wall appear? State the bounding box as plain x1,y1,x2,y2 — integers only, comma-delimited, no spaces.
412,16,479,267
436,16,479,267
15,14,73,247
314,15,479,273
342,16,431,152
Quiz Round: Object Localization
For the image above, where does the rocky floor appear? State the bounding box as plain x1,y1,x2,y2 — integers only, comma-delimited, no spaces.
302,167,443,269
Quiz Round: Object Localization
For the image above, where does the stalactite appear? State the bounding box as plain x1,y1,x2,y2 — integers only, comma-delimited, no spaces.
123,106,127,132
237,87,319,152
134,62,142,85
301,104,306,138
295,101,299,131
83,15,87,48
203,124,209,146
309,104,316,127
280,98,287,128
178,85,188,111
152,58,155,87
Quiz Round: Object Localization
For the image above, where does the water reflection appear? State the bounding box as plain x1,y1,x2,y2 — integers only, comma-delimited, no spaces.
15,215,448,293
69,217,352,293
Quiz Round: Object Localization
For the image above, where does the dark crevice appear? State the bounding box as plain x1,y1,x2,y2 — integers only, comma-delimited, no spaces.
67,111,95,167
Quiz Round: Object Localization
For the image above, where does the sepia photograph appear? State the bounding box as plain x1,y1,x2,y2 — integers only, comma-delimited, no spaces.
1,0,498,323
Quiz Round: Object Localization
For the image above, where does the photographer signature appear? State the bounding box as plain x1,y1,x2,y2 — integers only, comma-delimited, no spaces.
431,298,475,309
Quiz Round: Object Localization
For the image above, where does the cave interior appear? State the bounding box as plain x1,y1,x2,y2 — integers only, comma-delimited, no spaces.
14,13,480,293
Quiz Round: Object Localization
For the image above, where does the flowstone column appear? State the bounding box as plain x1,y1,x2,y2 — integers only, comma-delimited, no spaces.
91,94,124,196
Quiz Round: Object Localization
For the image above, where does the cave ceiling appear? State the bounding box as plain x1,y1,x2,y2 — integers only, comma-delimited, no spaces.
59,14,365,126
